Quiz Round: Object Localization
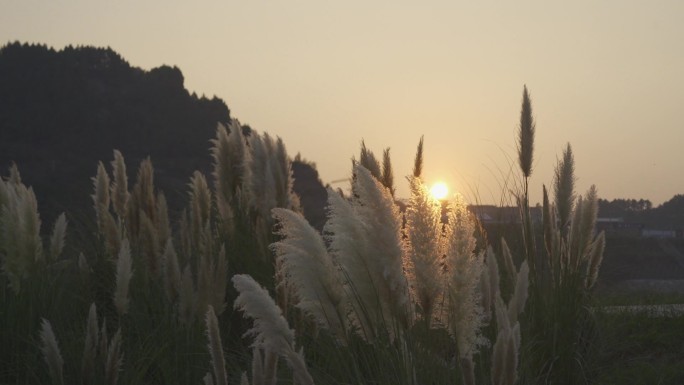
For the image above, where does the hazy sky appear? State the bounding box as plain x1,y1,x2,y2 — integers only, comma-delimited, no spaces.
2,1,683,205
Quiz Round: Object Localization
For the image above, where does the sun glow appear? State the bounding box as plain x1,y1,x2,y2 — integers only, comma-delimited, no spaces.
430,182,449,200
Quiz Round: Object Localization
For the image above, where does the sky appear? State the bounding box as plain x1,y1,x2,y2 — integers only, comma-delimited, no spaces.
1,1,683,205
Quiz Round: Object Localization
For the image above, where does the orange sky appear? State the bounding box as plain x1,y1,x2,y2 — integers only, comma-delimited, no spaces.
2,1,683,205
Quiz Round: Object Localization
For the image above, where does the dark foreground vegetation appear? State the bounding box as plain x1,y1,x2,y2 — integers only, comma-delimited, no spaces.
1,42,683,385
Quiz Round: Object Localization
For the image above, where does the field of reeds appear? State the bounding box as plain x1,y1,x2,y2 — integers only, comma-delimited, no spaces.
3,87,678,385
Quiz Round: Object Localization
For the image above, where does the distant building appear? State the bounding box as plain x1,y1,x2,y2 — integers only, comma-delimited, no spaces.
469,205,542,225
596,217,642,237
642,229,677,239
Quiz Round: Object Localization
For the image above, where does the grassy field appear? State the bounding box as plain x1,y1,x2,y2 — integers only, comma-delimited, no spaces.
592,297,684,385
3,88,681,385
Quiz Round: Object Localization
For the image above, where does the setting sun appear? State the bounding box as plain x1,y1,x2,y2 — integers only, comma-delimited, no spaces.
430,182,449,200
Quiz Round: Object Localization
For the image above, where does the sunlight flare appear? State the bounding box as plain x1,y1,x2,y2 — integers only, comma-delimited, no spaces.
430,182,449,200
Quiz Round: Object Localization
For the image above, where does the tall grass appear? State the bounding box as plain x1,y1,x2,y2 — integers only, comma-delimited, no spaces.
514,88,605,384
0,88,606,384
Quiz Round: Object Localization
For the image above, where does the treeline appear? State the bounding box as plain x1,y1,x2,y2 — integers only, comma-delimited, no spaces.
0,42,230,160
599,195,684,230
0,42,326,225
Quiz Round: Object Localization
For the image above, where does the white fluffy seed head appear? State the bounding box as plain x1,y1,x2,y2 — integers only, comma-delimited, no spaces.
205,305,228,385
271,208,346,338
40,318,64,385
113,239,133,317
233,274,295,355
110,150,129,219
405,176,443,323
442,196,484,358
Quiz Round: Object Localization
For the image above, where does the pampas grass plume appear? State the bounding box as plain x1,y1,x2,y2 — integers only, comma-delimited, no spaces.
82,303,99,384
110,150,129,219
92,161,111,231
359,141,382,180
507,261,529,324
233,274,295,354
162,238,181,302
39,318,64,385
241,372,250,385
518,85,535,178
554,143,575,229
405,176,442,323
353,165,409,326
233,274,315,385
271,207,345,337
105,328,123,385
113,239,133,316
205,305,228,385
586,231,606,289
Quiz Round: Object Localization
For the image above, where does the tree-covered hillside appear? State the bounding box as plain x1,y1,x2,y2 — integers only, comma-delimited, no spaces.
0,42,328,229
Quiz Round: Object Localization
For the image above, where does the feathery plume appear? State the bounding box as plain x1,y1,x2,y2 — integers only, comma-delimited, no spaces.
156,192,170,251
442,195,483,358
99,318,108,358
139,212,160,276
585,231,606,289
110,150,129,219
233,274,315,385
105,328,123,385
358,141,382,180
413,136,424,178
9,163,21,184
82,303,99,384
517,85,535,178
102,209,121,256
211,123,236,234
273,136,299,211
162,238,181,302
573,185,599,266
0,179,43,292
352,165,410,329
113,239,133,316
554,143,575,230
211,246,229,316
491,297,520,385
249,133,276,220
507,261,529,325
189,171,212,253
92,161,111,233
205,305,228,385
479,247,500,322
271,208,346,338
39,319,64,385
233,274,295,354
381,148,395,197
132,158,156,218
48,213,67,260
405,176,442,323
212,120,250,224
500,239,517,288
324,188,376,338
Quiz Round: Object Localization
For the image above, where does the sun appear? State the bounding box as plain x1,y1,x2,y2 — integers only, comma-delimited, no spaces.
430,182,449,200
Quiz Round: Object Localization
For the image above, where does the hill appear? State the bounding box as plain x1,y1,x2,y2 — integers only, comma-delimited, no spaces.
0,42,325,226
